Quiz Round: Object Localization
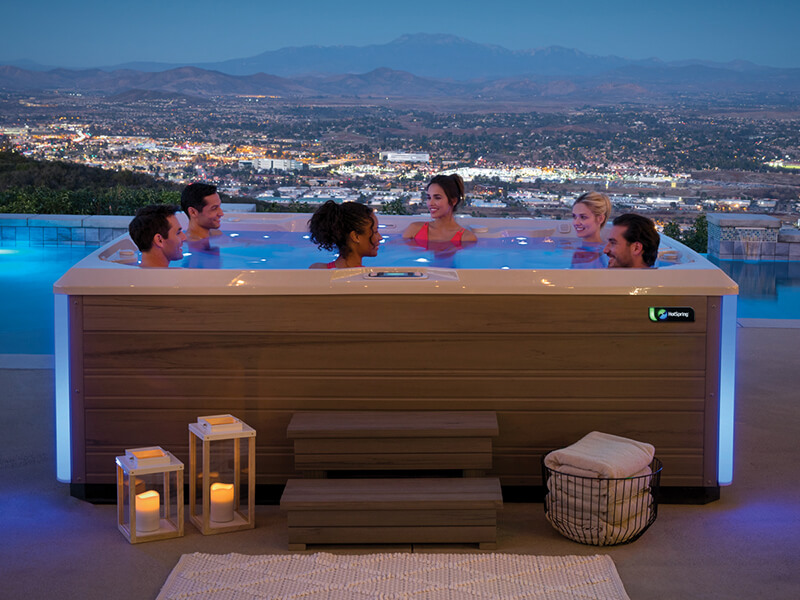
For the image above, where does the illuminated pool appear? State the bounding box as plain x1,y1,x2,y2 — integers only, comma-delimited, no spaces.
0,246,98,354
708,258,800,320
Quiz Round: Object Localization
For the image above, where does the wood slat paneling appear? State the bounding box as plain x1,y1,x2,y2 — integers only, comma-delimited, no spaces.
280,478,503,509
287,526,497,546
82,332,707,372
70,291,721,492
83,409,293,448
83,295,708,334
287,509,497,527
287,411,498,437
82,391,707,412
293,438,493,454
85,450,702,486
82,408,703,451
83,373,707,401
495,411,704,449
295,453,492,471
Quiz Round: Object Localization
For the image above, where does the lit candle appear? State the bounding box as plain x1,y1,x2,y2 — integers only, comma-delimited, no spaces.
209,482,234,523
135,490,160,533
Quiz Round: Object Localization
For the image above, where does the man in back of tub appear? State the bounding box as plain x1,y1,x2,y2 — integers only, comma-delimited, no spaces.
181,182,224,241
604,213,660,268
128,204,186,268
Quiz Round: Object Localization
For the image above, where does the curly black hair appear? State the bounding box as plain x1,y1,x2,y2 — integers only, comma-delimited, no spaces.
308,200,375,257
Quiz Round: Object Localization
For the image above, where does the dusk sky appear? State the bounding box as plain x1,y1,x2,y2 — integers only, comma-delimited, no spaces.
3,0,799,69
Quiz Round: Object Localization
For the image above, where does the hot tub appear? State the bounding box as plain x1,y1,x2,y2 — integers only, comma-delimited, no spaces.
54,214,738,502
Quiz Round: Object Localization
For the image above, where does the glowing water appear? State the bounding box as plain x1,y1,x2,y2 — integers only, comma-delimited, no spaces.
124,231,689,270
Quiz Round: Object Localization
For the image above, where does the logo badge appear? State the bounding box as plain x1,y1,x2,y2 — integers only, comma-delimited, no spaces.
649,307,695,322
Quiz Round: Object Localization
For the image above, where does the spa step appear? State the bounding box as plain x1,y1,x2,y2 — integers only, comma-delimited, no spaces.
287,411,498,477
280,477,503,550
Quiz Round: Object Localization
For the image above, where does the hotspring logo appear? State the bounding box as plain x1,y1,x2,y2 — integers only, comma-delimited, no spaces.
648,307,695,322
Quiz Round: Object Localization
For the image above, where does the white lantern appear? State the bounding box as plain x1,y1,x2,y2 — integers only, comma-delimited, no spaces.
115,447,184,543
189,415,256,535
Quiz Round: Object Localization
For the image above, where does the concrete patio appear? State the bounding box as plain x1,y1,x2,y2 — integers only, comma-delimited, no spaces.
1,323,798,599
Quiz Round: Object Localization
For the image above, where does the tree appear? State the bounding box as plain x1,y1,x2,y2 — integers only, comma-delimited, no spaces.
662,222,682,240
682,214,708,253
380,197,411,215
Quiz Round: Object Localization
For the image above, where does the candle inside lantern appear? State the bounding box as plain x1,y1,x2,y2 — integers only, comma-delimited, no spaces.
209,482,235,523
135,490,161,533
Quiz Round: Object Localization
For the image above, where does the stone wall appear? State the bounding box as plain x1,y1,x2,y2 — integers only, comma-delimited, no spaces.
707,213,800,261
0,215,131,247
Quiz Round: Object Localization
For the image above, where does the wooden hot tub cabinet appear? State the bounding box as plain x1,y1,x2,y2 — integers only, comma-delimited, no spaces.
63,292,727,502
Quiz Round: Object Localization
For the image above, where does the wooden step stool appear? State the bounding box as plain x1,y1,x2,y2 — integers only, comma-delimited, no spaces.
280,477,503,550
287,411,499,477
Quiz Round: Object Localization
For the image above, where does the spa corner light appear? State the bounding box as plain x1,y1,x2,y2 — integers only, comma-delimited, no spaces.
189,414,256,535
115,446,184,544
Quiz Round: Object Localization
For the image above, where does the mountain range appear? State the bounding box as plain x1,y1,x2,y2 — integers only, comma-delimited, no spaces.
2,34,799,102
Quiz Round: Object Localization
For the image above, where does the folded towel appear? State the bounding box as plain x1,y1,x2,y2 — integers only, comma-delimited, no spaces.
547,488,653,523
544,431,655,479
546,500,651,531
546,510,651,546
546,494,654,546
547,466,653,503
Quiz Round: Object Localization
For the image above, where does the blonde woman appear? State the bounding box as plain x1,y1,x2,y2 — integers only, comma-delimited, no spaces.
570,192,612,268
572,192,612,244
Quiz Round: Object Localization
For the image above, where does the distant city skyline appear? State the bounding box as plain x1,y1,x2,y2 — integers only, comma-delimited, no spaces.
2,0,800,70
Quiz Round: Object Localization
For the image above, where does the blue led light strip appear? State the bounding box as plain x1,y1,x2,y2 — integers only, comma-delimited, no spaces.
717,295,737,486
54,294,71,482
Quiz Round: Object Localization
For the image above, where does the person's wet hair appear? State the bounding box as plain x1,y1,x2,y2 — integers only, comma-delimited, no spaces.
180,182,217,216
427,173,466,212
128,204,180,252
573,192,612,227
308,200,375,258
612,213,660,267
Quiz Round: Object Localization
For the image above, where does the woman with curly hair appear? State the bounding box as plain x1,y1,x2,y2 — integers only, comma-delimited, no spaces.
308,200,382,269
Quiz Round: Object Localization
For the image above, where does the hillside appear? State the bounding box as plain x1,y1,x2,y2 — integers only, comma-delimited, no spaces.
0,150,178,192
0,151,181,215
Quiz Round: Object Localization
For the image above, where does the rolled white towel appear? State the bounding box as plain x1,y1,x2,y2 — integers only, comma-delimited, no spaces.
547,466,653,503
547,488,653,523
546,493,654,545
544,431,655,479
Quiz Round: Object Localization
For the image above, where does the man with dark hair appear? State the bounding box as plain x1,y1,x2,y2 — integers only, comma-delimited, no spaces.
128,204,186,268
604,213,660,268
180,182,224,241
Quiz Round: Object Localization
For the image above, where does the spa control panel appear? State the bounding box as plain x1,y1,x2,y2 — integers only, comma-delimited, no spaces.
367,271,425,278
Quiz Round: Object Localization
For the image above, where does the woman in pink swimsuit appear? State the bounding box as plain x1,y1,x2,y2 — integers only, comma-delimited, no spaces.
402,174,477,248
308,200,382,269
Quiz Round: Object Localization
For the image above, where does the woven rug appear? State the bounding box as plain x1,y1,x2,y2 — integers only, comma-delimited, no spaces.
156,552,630,600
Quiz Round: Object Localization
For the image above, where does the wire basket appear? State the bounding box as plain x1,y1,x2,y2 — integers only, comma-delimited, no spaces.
542,456,662,546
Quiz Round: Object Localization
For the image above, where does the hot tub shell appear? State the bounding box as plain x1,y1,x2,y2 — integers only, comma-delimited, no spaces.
54,215,738,502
